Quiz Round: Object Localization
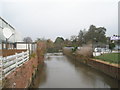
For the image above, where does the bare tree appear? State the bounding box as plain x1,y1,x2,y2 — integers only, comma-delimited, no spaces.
70,35,77,42
23,37,32,43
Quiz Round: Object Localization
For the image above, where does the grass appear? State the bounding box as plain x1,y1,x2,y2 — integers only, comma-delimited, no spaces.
94,53,120,64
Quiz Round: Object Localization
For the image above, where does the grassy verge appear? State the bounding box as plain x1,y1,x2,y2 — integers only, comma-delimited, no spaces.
94,53,120,64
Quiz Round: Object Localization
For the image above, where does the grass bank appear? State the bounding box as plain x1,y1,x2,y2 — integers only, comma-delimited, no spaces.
94,53,120,64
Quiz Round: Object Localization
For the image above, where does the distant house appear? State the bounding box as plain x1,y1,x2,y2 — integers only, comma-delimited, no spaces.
110,35,120,50
110,35,120,41
16,42,37,54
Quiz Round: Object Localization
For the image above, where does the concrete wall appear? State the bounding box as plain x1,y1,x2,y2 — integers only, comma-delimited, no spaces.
16,43,37,52
17,44,27,49
16,43,37,56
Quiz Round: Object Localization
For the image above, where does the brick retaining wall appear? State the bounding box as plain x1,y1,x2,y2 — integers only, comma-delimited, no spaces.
3,42,46,88
63,48,120,80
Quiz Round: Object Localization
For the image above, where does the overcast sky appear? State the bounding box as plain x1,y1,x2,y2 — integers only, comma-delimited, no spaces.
0,0,119,41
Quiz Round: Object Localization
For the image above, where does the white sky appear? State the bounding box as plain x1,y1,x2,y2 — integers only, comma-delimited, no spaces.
0,0,119,41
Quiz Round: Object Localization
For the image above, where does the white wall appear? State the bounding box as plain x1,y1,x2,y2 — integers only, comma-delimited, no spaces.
17,44,33,50
17,43,37,53
17,44,27,49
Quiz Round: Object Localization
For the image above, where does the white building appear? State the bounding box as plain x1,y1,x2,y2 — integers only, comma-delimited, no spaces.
0,17,37,54
0,17,23,49
0,17,23,42
0,17,15,42
16,42,37,54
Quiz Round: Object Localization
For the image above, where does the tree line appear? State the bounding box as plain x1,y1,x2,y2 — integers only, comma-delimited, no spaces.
23,25,117,53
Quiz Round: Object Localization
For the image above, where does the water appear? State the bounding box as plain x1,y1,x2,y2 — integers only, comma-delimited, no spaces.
32,53,119,88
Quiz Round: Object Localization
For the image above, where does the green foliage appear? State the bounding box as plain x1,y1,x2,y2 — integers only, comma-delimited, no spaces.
54,37,64,44
46,37,65,53
51,37,65,52
70,35,79,47
47,48,59,53
109,43,115,51
69,25,107,47
84,25,107,44
78,29,86,46
72,46,78,52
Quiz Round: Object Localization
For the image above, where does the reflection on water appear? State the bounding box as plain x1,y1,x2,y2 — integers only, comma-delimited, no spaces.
30,63,47,88
32,53,119,88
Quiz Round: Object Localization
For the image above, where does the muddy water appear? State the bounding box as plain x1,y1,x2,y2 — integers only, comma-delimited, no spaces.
32,53,119,88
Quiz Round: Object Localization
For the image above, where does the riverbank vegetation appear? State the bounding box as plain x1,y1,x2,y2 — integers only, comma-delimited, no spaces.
35,25,119,65
44,25,109,53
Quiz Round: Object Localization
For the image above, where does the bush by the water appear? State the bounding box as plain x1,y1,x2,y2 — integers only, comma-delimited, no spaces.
72,46,78,52
76,44,93,58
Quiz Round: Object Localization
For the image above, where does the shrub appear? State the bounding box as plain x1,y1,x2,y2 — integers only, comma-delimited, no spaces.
76,44,93,58
72,46,78,52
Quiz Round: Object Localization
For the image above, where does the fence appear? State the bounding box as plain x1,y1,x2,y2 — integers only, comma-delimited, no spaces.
0,50,29,79
2,49,27,57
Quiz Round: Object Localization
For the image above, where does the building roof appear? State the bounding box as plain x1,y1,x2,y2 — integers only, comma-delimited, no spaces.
0,17,15,30
0,17,16,42
0,17,23,43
